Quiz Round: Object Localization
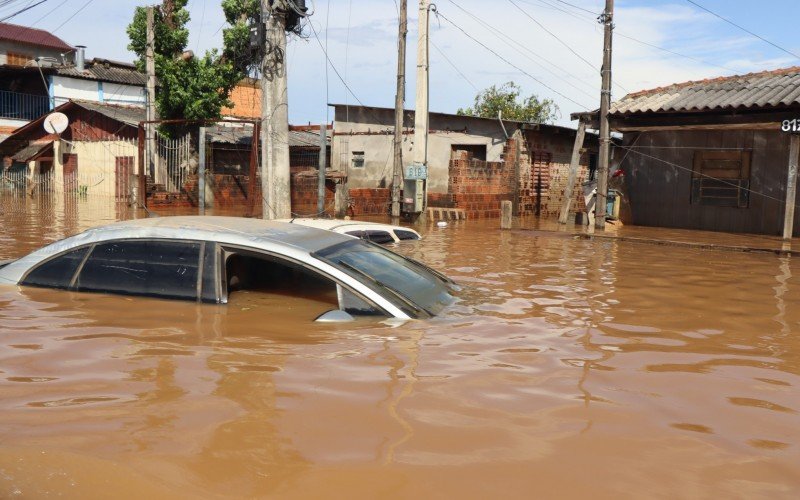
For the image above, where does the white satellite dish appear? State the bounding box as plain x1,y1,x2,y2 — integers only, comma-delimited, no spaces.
43,112,69,135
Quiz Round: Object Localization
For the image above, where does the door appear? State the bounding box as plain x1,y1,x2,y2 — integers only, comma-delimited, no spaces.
62,153,78,192
115,156,134,200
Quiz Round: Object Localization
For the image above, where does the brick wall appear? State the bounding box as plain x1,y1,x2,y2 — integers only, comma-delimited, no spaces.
291,172,336,217
221,81,261,119
348,188,390,217
427,135,589,219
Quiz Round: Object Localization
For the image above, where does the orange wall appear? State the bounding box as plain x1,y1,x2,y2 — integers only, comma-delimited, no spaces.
222,82,261,119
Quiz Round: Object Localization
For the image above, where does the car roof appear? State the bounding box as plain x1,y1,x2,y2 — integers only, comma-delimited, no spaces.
279,218,420,235
0,216,357,285
85,216,353,252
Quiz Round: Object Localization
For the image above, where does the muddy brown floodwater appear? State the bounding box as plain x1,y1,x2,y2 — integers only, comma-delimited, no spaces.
1,195,799,499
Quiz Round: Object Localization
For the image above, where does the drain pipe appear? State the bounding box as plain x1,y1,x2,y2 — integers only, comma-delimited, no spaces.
498,110,510,140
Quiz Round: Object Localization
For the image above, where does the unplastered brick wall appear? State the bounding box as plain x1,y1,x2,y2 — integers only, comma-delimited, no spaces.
291,172,335,217
443,149,515,219
348,188,390,216
542,151,589,217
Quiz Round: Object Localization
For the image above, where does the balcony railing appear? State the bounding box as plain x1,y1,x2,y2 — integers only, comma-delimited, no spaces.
0,89,50,121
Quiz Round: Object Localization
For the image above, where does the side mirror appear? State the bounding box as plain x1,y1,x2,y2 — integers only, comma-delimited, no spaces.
314,309,355,323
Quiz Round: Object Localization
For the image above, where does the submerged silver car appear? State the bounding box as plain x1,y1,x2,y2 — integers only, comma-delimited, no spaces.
0,216,455,321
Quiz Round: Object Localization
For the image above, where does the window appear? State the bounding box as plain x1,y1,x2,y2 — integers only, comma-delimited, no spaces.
451,144,487,161
222,248,382,317
691,150,751,208
21,246,90,290
351,151,365,168
75,240,202,300
345,230,395,244
394,230,420,241
6,52,32,67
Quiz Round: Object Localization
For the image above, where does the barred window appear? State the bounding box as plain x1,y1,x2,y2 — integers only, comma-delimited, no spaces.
691,150,751,208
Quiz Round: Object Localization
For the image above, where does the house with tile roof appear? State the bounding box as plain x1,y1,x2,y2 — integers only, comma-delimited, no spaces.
573,66,800,237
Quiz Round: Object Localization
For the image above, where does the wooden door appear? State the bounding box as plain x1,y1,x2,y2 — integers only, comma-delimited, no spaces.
115,156,134,200
62,154,78,192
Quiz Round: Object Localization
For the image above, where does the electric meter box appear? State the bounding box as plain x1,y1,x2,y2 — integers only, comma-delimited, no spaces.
403,179,425,213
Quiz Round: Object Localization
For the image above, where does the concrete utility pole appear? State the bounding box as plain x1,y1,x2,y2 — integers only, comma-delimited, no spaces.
413,0,431,208
595,0,614,230
145,6,157,184
260,0,292,219
783,134,799,240
391,0,408,219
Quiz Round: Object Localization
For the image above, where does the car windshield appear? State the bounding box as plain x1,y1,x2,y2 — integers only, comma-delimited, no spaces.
315,239,455,317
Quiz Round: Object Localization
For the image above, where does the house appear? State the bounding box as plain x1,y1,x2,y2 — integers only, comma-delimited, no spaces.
330,103,598,218
574,67,800,237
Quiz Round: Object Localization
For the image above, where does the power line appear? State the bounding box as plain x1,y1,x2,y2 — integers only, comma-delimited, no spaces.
506,0,629,94
685,0,800,61
434,9,593,110
445,0,599,100
430,40,478,92
51,0,94,34
29,0,66,26
0,0,47,23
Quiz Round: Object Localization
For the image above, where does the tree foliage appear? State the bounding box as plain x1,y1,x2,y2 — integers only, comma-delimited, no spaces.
127,0,258,121
457,82,559,124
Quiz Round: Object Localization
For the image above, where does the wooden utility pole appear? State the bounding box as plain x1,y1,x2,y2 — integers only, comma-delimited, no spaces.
391,0,408,219
558,121,587,224
145,6,157,185
318,123,327,215
595,0,614,230
783,134,799,239
413,0,430,207
260,1,291,219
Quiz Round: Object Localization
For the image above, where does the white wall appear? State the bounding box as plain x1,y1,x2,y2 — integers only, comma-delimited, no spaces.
0,41,65,66
52,75,98,105
103,82,145,105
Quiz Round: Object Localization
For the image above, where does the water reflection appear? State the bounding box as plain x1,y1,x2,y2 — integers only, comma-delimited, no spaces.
0,195,799,497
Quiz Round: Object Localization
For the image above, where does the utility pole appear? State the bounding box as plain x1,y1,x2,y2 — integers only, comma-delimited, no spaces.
595,0,614,230
260,0,292,219
145,6,157,185
413,0,430,208
391,0,408,219
318,123,327,215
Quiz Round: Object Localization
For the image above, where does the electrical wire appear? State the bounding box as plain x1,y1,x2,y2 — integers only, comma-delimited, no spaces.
0,0,47,23
445,0,599,100
685,0,800,61
506,0,629,94
433,9,594,110
430,40,478,92
51,0,94,34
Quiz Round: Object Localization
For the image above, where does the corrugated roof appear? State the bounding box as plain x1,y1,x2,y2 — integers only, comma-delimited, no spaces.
56,58,146,86
12,140,51,162
208,125,330,148
72,100,146,127
611,66,800,115
0,22,73,52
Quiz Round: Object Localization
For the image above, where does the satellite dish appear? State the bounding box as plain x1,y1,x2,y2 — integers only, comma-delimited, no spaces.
43,112,69,135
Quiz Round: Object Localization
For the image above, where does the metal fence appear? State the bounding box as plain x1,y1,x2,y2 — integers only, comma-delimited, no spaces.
0,138,138,201
154,130,194,193
0,89,50,121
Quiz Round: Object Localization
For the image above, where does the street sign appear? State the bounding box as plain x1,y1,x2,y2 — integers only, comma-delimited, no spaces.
405,163,427,180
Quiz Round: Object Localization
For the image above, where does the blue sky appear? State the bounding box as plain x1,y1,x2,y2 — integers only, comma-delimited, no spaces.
3,0,800,126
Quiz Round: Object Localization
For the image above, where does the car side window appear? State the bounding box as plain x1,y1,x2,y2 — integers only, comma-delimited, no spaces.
75,240,202,300
223,247,384,318
394,230,420,241
21,246,90,290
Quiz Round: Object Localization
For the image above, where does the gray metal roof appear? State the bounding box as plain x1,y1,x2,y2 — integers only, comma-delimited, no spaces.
56,59,147,86
73,100,146,127
208,124,330,148
611,66,800,115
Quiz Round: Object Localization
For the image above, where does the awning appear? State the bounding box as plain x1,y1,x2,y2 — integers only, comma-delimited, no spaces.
11,141,53,162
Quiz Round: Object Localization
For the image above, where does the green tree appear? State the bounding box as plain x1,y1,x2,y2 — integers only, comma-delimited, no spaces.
457,82,559,124
127,0,258,122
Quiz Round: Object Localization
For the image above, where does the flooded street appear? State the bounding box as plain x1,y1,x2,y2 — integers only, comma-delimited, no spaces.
1,194,799,498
